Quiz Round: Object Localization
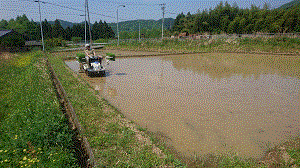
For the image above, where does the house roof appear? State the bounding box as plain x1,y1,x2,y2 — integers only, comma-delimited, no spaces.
0,30,13,37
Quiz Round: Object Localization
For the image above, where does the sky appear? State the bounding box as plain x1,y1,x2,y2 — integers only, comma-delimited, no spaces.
0,0,294,24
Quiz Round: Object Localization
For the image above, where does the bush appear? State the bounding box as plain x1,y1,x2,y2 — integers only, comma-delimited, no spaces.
106,53,115,61
76,53,85,63
94,39,110,43
44,38,66,50
0,34,25,50
71,37,82,44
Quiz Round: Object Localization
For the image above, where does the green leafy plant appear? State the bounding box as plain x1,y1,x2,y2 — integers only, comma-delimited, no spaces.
106,53,115,61
71,37,82,44
76,53,85,63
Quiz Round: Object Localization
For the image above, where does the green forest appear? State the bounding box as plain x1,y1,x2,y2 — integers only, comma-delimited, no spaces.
0,15,115,41
171,1,300,35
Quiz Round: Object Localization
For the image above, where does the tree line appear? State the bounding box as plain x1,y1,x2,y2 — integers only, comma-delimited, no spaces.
0,14,115,41
171,2,300,35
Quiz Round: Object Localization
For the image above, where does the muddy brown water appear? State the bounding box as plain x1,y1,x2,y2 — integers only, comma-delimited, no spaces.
66,53,300,160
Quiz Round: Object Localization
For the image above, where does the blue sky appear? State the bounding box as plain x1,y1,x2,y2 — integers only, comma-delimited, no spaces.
0,0,293,23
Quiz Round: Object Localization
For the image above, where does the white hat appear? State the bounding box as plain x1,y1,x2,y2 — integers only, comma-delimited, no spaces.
85,44,90,47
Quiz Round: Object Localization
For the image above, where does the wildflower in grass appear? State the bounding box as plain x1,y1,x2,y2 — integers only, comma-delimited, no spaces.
14,135,18,139
23,149,26,152
38,148,41,150
0,150,3,152
4,159,8,162
4,150,7,152
23,156,27,160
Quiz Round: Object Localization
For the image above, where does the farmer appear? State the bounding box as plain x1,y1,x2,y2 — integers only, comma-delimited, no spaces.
84,44,102,67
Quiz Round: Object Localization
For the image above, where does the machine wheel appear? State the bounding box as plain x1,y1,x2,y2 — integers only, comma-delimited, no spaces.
87,71,91,77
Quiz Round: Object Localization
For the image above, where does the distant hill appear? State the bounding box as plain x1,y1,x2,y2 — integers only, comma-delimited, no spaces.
46,18,174,32
47,19,79,29
107,18,174,33
278,0,300,9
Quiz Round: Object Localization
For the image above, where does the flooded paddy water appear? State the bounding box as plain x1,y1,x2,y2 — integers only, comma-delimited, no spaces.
66,53,300,160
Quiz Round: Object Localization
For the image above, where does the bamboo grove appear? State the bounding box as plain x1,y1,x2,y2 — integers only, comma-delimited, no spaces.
171,1,300,35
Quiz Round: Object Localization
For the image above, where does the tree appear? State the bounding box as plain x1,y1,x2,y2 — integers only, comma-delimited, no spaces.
106,24,115,39
172,12,185,32
92,21,100,40
25,21,39,40
52,19,66,39
103,21,112,39
0,20,8,30
71,23,87,41
65,26,72,41
42,19,53,39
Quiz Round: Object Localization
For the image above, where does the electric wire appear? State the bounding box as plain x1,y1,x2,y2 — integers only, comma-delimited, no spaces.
5,0,177,23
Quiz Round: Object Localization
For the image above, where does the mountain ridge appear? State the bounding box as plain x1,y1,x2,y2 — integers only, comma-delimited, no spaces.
278,0,300,9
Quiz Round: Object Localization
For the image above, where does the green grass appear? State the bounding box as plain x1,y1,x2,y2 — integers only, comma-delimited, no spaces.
0,51,79,167
288,148,300,167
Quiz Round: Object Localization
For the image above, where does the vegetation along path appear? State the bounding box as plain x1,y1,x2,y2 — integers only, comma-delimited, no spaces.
0,51,80,167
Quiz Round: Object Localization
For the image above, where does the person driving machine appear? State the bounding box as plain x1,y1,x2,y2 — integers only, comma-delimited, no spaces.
84,44,102,67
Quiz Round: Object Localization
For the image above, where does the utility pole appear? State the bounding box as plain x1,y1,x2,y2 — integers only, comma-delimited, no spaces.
139,21,141,42
86,0,92,46
84,0,87,45
117,5,125,46
160,3,166,40
35,0,45,51
79,14,87,44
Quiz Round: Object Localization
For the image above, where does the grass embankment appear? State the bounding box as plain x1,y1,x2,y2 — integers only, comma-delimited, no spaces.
106,37,300,54
48,51,184,167
0,51,79,167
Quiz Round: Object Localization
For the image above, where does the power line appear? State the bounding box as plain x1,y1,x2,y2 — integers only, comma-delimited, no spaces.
16,0,121,19
89,0,162,6
10,0,171,22
39,0,137,20
0,8,85,16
